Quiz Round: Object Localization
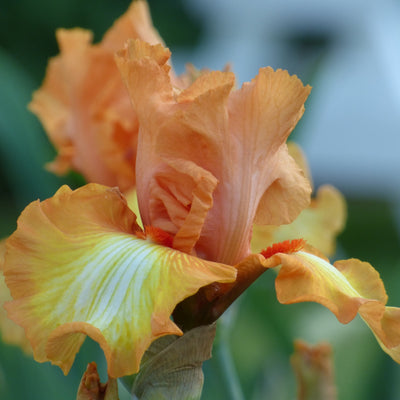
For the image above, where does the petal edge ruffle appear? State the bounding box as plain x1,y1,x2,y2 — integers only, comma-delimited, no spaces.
261,249,400,364
3,184,236,377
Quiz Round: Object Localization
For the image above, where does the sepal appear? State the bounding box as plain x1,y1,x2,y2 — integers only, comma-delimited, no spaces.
122,324,217,400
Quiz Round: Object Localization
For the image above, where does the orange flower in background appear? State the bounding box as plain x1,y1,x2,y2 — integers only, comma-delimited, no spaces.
29,1,163,191
3,0,400,385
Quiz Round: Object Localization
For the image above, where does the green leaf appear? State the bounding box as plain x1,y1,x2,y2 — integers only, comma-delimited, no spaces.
122,324,217,400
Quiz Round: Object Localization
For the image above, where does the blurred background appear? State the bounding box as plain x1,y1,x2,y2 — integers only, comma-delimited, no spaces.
1,0,399,398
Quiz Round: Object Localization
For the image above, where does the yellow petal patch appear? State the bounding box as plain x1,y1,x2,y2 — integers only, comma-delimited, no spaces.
262,250,400,363
124,187,143,229
3,184,236,378
252,141,345,257
252,185,346,256
286,142,313,186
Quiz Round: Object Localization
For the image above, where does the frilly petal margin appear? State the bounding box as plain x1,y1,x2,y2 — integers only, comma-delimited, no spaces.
3,184,237,378
116,39,312,265
0,240,31,353
261,248,400,364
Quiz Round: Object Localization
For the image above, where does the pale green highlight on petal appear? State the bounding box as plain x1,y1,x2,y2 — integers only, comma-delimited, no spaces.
295,251,360,298
4,184,236,377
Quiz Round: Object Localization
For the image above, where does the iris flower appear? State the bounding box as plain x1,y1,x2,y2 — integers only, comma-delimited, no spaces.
3,0,400,384
28,0,165,191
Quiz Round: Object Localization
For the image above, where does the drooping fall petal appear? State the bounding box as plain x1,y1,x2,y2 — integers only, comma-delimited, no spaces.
0,239,31,353
260,247,400,364
116,39,312,265
3,184,236,378
29,1,163,191
181,241,400,364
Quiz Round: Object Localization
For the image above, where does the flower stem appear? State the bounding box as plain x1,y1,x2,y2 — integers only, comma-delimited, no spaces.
215,340,245,400
215,307,245,400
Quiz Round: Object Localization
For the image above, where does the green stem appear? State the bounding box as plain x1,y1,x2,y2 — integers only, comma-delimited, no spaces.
215,340,245,400
215,307,245,400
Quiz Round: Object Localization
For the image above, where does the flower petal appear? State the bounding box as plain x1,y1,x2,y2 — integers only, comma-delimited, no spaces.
286,142,313,185
252,185,346,256
363,306,400,363
29,28,137,191
101,0,165,51
117,40,311,265
0,239,31,353
29,0,166,191
3,184,236,377
229,69,312,227
117,40,221,256
252,141,346,257
261,250,400,363
124,187,143,228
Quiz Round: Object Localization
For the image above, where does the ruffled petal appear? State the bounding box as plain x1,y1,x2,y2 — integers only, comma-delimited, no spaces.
101,0,165,51
252,141,346,257
261,248,400,363
117,40,220,256
29,28,137,191
117,40,312,265
29,0,167,191
252,185,346,256
0,239,31,353
3,184,236,377
229,69,312,228
364,306,400,363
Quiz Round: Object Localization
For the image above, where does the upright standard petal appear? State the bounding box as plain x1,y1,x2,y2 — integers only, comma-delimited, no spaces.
101,0,164,51
117,40,312,265
3,184,236,377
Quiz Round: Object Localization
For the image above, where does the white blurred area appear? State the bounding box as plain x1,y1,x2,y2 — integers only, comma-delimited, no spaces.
172,0,400,206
